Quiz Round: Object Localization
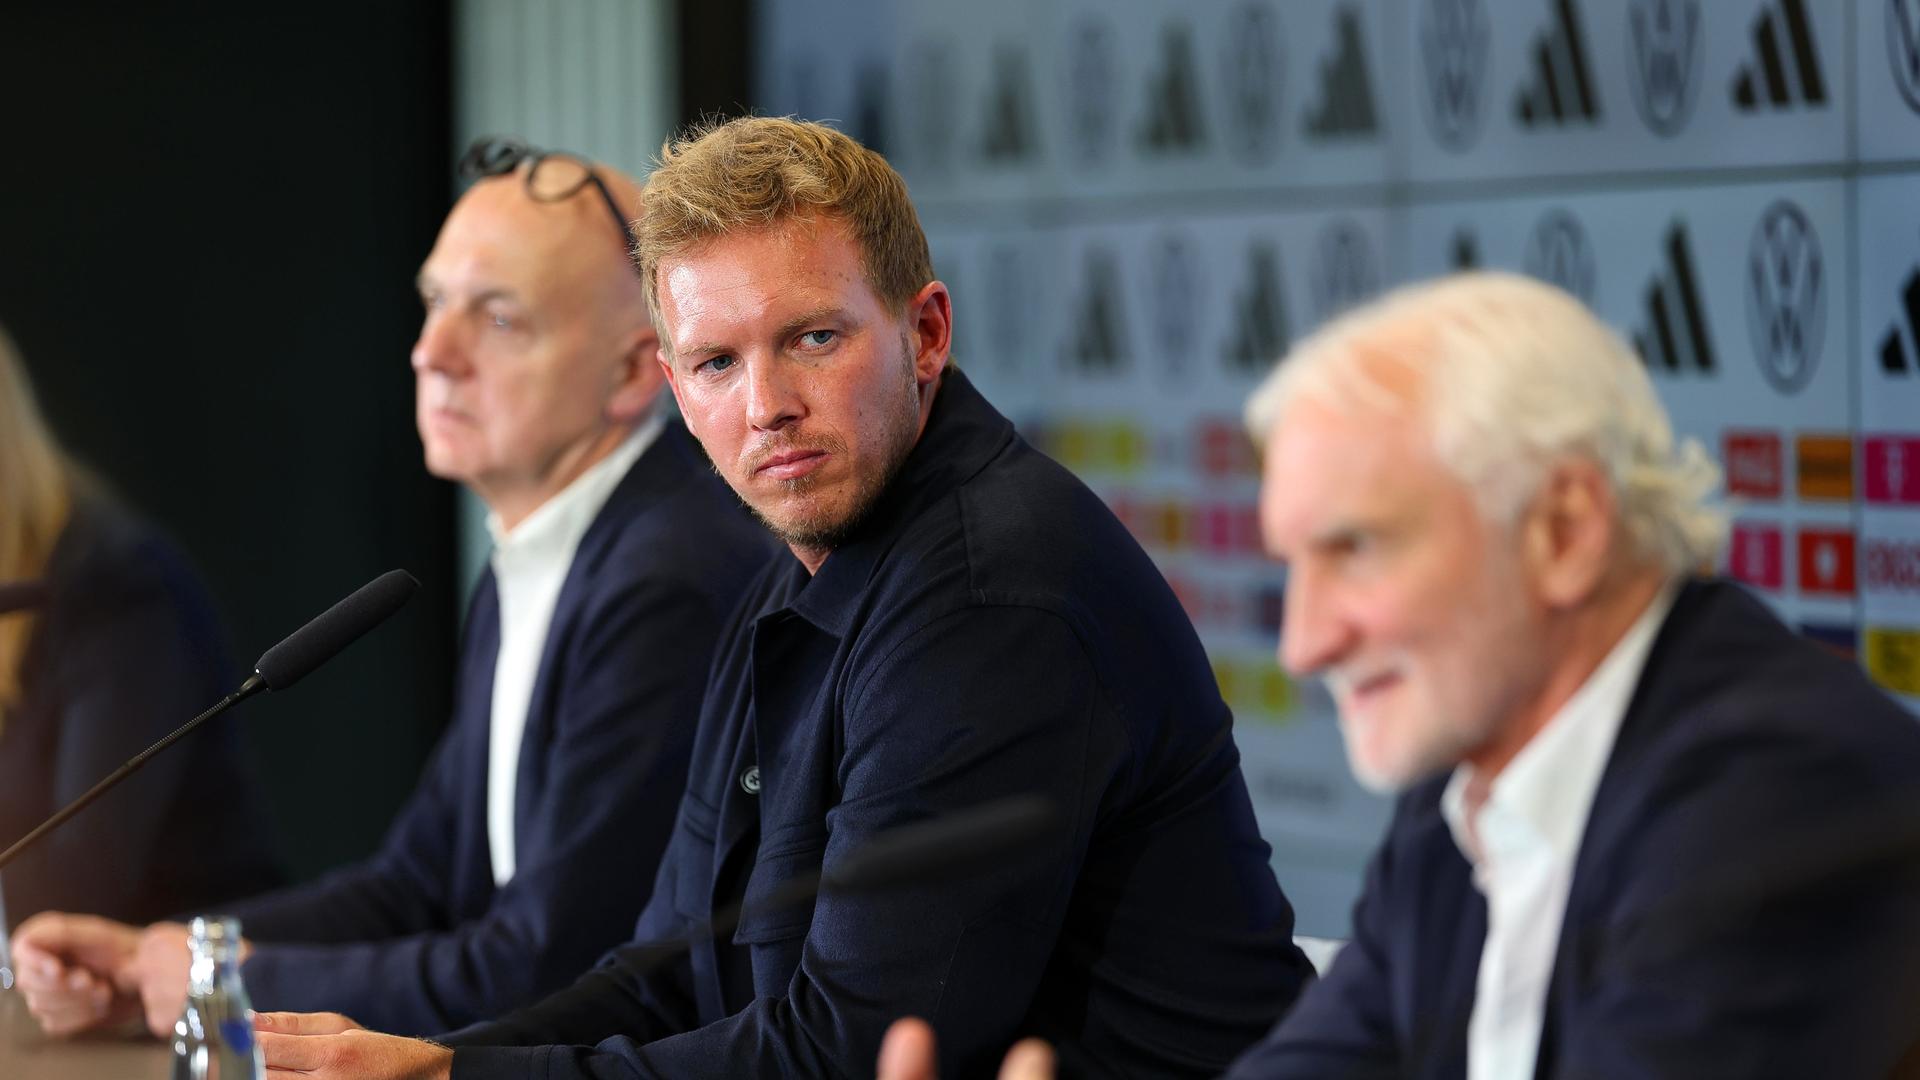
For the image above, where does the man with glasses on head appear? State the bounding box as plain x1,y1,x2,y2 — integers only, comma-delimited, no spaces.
9,137,772,1040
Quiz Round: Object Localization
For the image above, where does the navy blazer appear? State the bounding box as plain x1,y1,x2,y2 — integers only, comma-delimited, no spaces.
0,498,284,927
445,369,1313,1078
224,422,774,1036
1229,579,1920,1079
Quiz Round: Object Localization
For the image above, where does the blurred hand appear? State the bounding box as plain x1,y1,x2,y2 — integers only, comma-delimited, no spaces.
10,912,143,1037
132,921,253,1038
877,1017,1055,1080
254,1012,449,1079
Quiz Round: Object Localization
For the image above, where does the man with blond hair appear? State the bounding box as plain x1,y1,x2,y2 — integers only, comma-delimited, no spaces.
880,271,1920,1079
252,116,1313,1080
13,138,771,1039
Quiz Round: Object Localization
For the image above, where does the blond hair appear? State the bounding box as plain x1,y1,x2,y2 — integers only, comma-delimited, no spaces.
0,325,75,730
1245,272,1725,576
635,117,934,348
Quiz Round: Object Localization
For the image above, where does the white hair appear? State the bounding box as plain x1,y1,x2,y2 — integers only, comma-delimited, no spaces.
1244,271,1725,576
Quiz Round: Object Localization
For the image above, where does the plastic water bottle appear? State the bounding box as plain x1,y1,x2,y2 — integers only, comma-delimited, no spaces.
169,915,264,1080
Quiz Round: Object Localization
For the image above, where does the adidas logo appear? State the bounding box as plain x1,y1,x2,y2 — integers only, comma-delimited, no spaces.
1224,241,1290,373
1515,0,1601,127
980,43,1038,163
1731,0,1826,111
1633,221,1716,374
1139,22,1208,154
1067,247,1129,372
1305,5,1378,138
1880,268,1920,376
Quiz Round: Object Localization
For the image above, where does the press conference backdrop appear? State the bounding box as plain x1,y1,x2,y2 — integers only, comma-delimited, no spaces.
751,0,1920,936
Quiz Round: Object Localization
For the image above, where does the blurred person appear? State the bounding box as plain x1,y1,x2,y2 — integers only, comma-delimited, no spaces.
249,116,1313,1080
12,138,772,1040
884,270,1920,1079
0,324,283,931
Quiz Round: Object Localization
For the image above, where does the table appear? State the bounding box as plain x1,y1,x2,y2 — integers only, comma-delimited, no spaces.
0,990,169,1079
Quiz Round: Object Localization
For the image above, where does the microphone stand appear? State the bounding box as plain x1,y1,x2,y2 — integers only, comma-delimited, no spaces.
0,675,267,873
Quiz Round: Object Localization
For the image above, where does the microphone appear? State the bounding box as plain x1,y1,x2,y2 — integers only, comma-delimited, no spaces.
0,580,48,616
0,570,419,871
252,569,417,691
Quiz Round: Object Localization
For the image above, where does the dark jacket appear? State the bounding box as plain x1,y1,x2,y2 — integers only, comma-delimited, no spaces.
0,498,284,927
447,369,1313,1078
225,421,774,1036
1227,579,1920,1079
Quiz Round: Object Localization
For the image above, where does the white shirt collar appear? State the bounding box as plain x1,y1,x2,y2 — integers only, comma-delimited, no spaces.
485,416,663,577
480,415,662,887
1442,581,1679,878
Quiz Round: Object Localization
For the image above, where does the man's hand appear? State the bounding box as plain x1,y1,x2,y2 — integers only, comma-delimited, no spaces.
131,921,252,1038
876,1017,1055,1080
10,911,143,1037
255,1011,451,1078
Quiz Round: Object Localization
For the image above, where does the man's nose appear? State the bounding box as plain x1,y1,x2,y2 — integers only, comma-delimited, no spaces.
410,314,470,377
745,358,804,433
1277,568,1353,677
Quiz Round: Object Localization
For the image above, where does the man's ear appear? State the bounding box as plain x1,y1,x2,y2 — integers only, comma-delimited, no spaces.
1522,457,1618,610
905,280,952,386
607,324,666,424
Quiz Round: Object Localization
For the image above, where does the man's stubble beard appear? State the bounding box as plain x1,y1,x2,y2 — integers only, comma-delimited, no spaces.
728,339,923,554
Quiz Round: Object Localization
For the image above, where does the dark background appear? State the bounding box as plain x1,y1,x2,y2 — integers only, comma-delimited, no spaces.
0,1,751,881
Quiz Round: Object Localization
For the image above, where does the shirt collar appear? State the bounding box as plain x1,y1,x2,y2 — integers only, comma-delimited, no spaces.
1442,581,1679,875
486,415,663,576
778,366,1014,638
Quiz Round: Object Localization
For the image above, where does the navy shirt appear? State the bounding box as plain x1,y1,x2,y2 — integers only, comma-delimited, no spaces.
449,368,1313,1078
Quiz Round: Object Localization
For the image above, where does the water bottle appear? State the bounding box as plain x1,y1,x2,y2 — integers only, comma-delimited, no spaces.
169,915,264,1080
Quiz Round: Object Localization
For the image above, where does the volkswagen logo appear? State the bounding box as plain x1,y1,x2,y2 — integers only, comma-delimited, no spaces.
1221,2,1284,163
1066,16,1119,164
1627,0,1703,135
1889,0,1920,113
1420,0,1490,151
904,38,958,170
1313,219,1379,321
1524,208,1597,303
1148,231,1204,382
986,243,1030,372
1745,200,1825,395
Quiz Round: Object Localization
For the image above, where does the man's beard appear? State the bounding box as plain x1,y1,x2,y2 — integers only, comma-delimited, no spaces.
737,340,922,554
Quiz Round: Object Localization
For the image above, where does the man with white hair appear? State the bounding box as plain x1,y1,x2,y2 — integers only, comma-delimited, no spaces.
1226,271,1920,1077
877,270,1920,1079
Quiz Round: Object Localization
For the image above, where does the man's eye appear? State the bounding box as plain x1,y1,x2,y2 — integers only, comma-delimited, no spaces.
489,312,517,331
698,354,736,375
800,329,835,348
1327,531,1371,558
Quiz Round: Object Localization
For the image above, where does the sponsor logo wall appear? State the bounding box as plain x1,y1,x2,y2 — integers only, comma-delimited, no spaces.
756,0,1920,936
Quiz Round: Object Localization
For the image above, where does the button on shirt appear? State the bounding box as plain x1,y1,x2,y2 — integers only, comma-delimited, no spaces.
1441,584,1676,1080
484,418,661,886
